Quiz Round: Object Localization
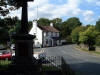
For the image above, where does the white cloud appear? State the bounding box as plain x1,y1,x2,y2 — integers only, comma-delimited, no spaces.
86,0,100,6
83,10,94,17
67,0,81,8
37,0,82,19
83,10,94,23
8,0,95,24
96,1,100,6
9,0,82,20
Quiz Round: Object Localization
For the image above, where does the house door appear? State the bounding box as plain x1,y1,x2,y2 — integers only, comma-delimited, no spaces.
49,39,52,46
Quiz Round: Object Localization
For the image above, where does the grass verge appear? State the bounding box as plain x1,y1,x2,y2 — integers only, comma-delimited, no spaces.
0,60,11,70
75,45,100,56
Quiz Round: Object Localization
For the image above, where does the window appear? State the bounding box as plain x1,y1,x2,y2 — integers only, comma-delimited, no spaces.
46,32,48,36
57,33,59,37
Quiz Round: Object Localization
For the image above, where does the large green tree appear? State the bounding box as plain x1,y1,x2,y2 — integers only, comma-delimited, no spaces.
0,17,20,44
37,18,51,26
37,18,62,31
65,17,82,34
71,26,87,44
79,26,99,50
51,18,62,24
60,22,70,39
0,18,8,44
51,18,62,31
8,17,21,34
60,17,82,40
9,18,32,35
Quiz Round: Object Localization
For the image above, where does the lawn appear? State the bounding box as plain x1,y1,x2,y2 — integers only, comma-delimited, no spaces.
0,60,12,70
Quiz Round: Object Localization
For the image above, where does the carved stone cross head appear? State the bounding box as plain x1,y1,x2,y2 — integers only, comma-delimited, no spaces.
15,0,34,7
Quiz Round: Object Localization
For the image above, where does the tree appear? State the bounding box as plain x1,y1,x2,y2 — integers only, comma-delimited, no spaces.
0,0,17,16
37,18,62,30
0,0,9,16
8,18,32,35
79,26,99,51
60,17,82,40
96,19,100,32
0,16,21,45
60,22,70,39
71,26,87,44
8,0,26,8
65,17,82,34
66,35,72,43
51,18,62,30
37,18,51,26
61,17,82,40
9,17,21,35
51,18,62,23
0,16,32,44
0,18,9,45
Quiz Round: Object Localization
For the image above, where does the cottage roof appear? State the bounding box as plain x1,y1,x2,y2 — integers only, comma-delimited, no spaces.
38,25,59,32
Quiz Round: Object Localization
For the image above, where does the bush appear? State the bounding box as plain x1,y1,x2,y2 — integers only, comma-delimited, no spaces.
88,46,96,51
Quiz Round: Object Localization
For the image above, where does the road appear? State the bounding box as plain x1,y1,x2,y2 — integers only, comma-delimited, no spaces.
42,45,100,75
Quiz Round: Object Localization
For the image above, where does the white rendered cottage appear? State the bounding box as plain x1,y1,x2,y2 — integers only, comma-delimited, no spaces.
29,20,60,47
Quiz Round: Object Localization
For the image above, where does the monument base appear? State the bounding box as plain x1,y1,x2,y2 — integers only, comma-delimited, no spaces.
8,34,41,75
9,61,41,75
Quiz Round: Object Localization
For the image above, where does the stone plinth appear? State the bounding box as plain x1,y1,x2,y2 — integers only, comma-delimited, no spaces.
9,34,40,75
13,34,35,64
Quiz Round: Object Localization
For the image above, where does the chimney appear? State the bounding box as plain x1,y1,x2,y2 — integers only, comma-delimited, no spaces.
50,23,53,27
29,20,37,35
33,20,37,33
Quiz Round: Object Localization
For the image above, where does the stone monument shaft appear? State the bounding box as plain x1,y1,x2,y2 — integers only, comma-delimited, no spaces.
20,1,28,34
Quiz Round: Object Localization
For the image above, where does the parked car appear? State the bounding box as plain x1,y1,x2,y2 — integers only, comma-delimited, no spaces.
0,51,12,60
0,52,2,56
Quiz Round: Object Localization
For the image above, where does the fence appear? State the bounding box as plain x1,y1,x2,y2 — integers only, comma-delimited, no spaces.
41,56,62,71
0,56,77,75
40,56,76,75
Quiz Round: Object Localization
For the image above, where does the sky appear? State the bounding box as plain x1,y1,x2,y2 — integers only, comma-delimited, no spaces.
7,0,100,25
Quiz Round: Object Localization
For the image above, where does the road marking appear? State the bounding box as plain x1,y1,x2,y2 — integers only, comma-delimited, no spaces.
34,48,46,54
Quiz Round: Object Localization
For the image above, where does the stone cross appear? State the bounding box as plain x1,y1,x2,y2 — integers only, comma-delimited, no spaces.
9,1,40,74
